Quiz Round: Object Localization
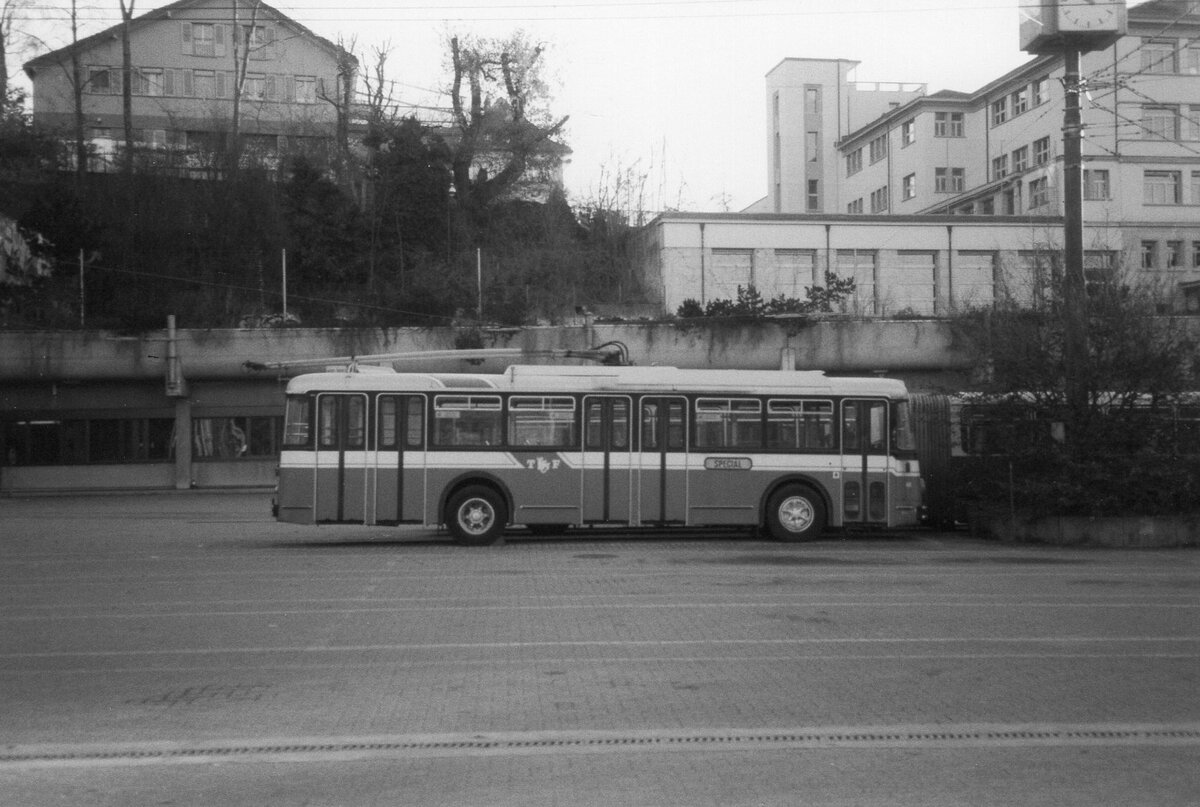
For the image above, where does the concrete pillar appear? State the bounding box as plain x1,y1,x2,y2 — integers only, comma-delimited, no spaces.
174,398,192,489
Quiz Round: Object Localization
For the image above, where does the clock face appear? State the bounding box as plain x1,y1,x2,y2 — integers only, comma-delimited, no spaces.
1059,1,1117,30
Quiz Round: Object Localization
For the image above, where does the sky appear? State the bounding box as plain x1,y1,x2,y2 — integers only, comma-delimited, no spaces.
15,0,1043,212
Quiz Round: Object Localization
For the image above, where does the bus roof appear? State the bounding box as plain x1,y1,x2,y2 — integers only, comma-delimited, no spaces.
284,365,910,398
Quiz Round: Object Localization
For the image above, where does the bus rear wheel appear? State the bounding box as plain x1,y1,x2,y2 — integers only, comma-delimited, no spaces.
446,486,507,546
766,485,825,542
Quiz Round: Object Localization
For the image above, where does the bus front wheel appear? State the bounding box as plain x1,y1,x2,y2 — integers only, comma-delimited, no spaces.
766,485,825,542
446,486,507,546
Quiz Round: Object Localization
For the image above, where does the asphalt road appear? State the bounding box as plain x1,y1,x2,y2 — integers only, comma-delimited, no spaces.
1,492,1198,806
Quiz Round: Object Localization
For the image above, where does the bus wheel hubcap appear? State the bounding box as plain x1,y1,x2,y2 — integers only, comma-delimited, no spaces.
779,497,814,532
461,500,493,533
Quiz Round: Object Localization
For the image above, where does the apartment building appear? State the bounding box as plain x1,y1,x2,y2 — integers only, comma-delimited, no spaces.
22,0,355,173
757,0,1200,309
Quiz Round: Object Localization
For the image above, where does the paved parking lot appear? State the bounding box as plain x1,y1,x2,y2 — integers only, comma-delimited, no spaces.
1,492,1198,806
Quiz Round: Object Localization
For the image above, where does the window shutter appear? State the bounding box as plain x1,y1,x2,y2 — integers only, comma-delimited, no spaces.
183,69,194,97
111,67,122,95
215,24,226,57
265,75,277,100
164,69,175,96
284,76,295,103
216,71,226,98
266,26,276,58
181,22,192,54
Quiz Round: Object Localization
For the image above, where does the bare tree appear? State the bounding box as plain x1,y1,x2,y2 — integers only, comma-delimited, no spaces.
69,0,86,184
447,32,568,213
0,0,36,101
227,0,263,172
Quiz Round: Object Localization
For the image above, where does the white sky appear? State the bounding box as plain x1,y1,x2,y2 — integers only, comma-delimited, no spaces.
16,0,1043,211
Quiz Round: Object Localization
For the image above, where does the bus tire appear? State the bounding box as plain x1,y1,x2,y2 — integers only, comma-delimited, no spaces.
446,485,507,546
766,485,825,542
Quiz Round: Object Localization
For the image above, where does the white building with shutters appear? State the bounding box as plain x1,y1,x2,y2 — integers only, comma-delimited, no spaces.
22,0,354,174
746,0,1200,311
637,211,1126,316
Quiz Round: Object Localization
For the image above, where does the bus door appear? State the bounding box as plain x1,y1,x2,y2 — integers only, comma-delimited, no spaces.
840,399,889,524
373,394,427,524
314,393,369,523
581,396,633,523
637,397,688,525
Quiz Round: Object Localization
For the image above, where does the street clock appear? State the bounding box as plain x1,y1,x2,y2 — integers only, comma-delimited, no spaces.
1021,0,1127,54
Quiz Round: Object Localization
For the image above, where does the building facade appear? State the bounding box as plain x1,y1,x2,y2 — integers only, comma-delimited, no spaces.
22,0,355,174
638,211,1128,316
754,0,1200,309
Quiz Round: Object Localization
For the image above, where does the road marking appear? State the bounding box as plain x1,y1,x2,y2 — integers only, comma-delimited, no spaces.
3,635,1200,660
3,599,1200,621
3,723,1199,768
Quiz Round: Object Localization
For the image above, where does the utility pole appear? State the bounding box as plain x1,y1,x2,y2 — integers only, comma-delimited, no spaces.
1019,0,1128,439
1062,46,1088,426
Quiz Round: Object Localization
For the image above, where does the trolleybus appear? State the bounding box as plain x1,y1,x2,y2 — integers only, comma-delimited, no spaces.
274,364,923,543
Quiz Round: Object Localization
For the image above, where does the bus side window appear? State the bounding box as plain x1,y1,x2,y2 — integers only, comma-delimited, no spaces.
318,397,338,449
842,406,860,452
641,402,659,450
667,401,685,449
612,400,630,449
379,396,398,449
405,396,424,448
346,396,365,449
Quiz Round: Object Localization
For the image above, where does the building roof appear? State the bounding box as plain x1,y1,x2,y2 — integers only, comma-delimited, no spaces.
23,0,355,76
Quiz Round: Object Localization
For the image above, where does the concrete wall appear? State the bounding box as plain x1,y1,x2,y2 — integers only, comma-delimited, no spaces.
0,320,972,386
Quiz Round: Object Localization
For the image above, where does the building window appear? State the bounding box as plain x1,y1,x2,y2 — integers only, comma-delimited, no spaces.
295,76,317,104
901,119,915,146
846,148,862,176
1142,241,1157,269
1012,146,1029,173
1185,45,1200,75
868,133,887,164
1167,241,1185,269
1193,241,1200,267
1143,105,1180,140
1185,106,1200,140
1011,87,1029,116
1083,168,1110,200
805,87,820,117
806,131,819,163
807,179,819,212
2,418,175,465
1144,170,1182,205
1034,136,1051,165
87,66,112,94
132,68,163,96
1032,76,1048,106
992,154,1008,180
193,417,282,459
870,185,889,213
193,70,220,99
935,167,965,193
847,198,863,214
184,22,225,58
244,73,266,100
1192,171,1200,204
991,97,1008,127
934,111,964,137
902,173,916,200
135,128,167,149
1142,38,1178,73
1029,176,1050,208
